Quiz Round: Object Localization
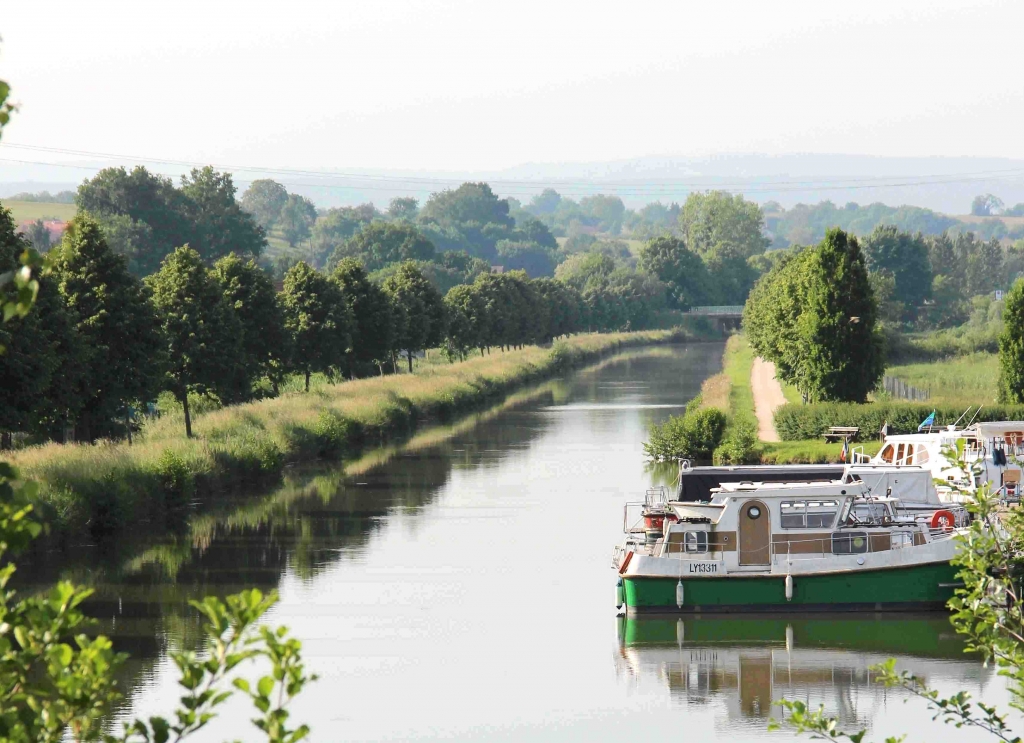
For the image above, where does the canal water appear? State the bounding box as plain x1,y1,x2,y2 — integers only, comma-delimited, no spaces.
45,344,1015,741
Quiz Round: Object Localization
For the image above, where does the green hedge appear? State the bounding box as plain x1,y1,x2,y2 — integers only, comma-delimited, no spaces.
774,402,1024,441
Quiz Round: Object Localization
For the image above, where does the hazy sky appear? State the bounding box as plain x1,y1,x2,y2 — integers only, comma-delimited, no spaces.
2,0,1023,174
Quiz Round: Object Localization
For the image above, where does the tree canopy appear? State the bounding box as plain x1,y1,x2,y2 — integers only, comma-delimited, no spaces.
331,221,436,272
240,179,289,229
744,229,884,403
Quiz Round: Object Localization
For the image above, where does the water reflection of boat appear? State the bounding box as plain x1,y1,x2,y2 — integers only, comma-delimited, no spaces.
616,615,990,732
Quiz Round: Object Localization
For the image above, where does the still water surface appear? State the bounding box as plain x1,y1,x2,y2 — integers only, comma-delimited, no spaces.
47,344,1018,741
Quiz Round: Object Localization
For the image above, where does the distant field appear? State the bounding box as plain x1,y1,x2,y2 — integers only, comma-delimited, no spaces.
884,352,999,404
3,200,77,223
954,214,1024,227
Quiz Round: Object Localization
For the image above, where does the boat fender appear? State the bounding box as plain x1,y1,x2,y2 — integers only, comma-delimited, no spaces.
618,550,634,574
615,577,624,610
785,574,793,601
930,509,956,531
676,580,685,609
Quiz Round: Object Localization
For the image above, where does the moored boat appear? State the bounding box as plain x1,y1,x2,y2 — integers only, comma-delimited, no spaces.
614,480,964,614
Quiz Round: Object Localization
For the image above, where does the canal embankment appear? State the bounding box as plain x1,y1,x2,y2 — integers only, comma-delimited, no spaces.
4,329,710,540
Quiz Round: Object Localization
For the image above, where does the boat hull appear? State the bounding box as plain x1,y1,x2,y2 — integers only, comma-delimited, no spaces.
623,561,960,614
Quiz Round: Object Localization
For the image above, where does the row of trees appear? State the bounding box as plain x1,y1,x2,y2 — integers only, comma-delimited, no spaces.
1,206,662,445
743,228,885,403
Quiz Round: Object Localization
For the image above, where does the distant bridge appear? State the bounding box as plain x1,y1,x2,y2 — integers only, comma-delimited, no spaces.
683,305,744,318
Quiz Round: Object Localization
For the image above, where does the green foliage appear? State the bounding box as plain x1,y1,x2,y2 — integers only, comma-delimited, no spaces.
381,262,446,371
330,258,393,371
442,283,488,360
678,190,769,260
280,261,351,391
0,76,15,136
309,205,379,268
240,179,289,230
76,166,266,274
971,193,1004,217
146,246,244,436
745,229,884,403
386,197,419,221
494,239,555,277
51,215,165,441
278,194,317,248
771,200,960,247
212,253,291,398
180,167,267,263
331,221,435,272
999,277,1024,403
637,235,711,309
773,401,1024,440
861,225,931,321
644,398,727,461
420,182,513,231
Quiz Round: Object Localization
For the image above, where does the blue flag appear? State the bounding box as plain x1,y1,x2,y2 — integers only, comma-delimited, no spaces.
918,411,936,431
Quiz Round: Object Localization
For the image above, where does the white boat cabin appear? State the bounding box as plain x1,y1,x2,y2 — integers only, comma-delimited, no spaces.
856,421,1024,498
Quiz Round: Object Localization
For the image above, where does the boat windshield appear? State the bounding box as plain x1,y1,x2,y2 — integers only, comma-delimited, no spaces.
849,502,891,525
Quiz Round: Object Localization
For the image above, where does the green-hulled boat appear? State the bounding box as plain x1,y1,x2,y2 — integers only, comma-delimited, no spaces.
613,480,964,613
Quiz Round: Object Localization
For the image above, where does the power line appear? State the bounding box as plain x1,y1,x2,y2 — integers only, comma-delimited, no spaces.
3,147,1024,199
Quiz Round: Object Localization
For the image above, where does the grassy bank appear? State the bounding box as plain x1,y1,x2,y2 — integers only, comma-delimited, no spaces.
883,352,998,404
709,335,870,464
5,330,696,539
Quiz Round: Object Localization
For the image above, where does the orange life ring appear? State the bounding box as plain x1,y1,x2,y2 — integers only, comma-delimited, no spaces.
618,550,634,574
930,509,956,531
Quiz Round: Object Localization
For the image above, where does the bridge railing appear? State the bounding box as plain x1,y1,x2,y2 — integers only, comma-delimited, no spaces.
684,305,744,316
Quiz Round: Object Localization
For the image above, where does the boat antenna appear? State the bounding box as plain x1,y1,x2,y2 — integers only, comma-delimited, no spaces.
966,405,984,428
952,406,974,429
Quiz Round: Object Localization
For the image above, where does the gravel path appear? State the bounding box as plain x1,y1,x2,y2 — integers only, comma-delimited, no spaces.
751,357,787,442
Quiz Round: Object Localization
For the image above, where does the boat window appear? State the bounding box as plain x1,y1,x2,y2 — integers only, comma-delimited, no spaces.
915,444,930,465
684,531,708,553
905,445,915,465
832,531,868,554
879,444,894,463
895,444,906,464
780,500,839,529
850,502,889,524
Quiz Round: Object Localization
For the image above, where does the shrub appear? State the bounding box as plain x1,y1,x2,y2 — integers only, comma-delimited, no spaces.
773,402,1024,441
645,399,727,461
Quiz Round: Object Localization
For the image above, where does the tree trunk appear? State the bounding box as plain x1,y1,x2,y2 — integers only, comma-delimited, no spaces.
181,392,193,439
125,409,132,446
304,370,311,393
407,350,414,374
1,432,11,451
378,363,385,377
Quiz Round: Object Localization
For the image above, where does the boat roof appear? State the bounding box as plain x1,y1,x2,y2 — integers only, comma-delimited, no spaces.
712,480,859,496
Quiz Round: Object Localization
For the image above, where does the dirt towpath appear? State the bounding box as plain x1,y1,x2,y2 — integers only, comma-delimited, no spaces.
751,357,787,442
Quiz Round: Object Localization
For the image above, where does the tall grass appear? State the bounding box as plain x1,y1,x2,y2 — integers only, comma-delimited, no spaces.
6,330,693,539
883,352,999,404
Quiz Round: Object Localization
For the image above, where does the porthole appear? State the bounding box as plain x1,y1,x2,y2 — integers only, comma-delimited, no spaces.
747,506,762,519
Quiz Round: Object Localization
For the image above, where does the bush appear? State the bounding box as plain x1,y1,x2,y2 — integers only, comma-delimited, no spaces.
645,399,727,461
773,402,1024,441
713,420,761,464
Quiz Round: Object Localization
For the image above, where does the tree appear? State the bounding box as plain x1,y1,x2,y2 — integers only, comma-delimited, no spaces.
280,261,351,391
180,166,266,263
637,235,712,309
331,221,435,272
861,225,931,320
76,166,192,270
679,190,770,259
92,212,159,277
309,206,377,268
494,239,555,277
330,258,394,375
240,179,289,229
443,283,488,359
999,278,1024,403
278,194,318,248
579,194,626,234
381,262,445,372
420,182,514,229
51,215,166,441
146,246,244,437
554,252,616,291
515,217,558,249
744,229,884,403
387,196,419,221
971,193,1004,216
212,253,291,398
527,188,562,215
